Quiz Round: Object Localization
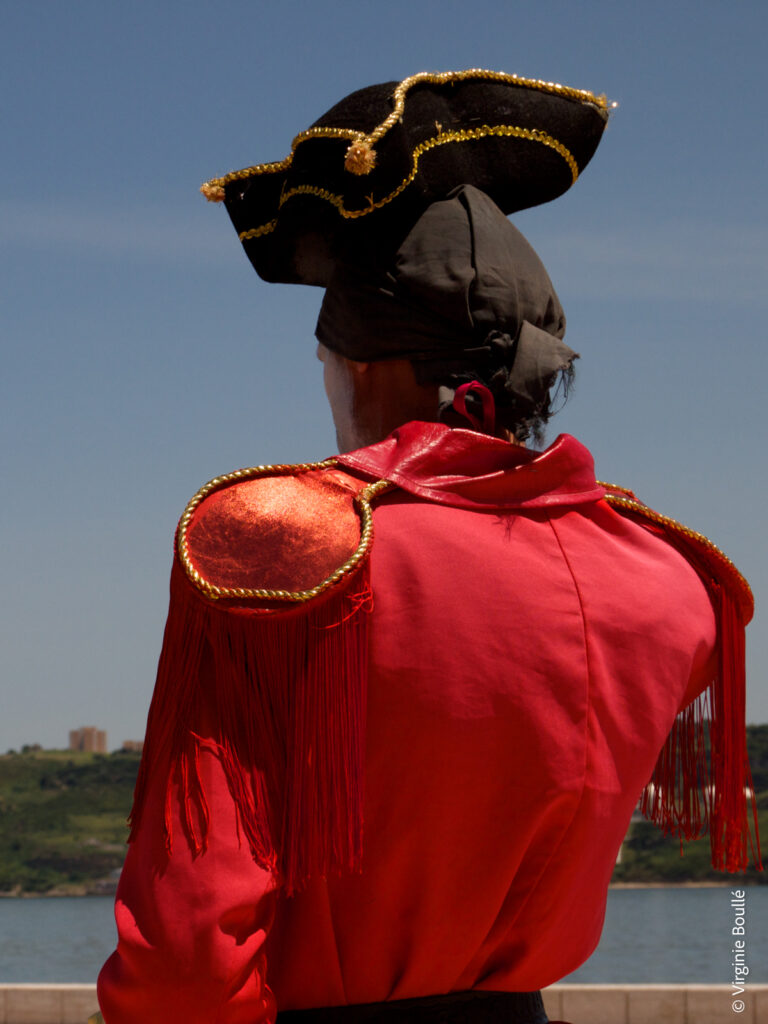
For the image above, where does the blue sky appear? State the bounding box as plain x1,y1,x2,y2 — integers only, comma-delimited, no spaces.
2,0,767,752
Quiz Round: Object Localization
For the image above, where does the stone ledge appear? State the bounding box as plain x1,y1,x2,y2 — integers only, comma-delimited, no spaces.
0,984,765,1024
552,984,765,1024
0,987,98,1024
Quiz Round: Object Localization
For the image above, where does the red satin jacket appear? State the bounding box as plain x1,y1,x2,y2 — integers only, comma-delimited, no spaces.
98,424,750,1024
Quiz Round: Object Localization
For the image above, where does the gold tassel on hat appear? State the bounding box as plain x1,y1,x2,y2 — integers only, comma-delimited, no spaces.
200,181,226,202
344,140,377,175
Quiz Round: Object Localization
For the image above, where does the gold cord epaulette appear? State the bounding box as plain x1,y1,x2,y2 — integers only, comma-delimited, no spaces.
177,459,393,603
200,68,608,202
599,482,754,619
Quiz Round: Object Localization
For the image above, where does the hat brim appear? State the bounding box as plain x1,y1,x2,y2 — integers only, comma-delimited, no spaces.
204,70,610,286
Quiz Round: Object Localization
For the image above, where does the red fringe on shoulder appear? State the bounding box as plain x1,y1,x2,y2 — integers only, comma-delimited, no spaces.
129,558,371,894
638,530,761,873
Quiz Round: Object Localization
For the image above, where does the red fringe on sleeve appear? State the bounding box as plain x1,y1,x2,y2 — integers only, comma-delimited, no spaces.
128,558,372,895
604,487,761,873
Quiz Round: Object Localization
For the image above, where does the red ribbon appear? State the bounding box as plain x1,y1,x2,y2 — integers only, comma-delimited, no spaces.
453,381,496,435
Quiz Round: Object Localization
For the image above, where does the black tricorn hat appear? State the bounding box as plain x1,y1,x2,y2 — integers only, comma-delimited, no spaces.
202,69,610,286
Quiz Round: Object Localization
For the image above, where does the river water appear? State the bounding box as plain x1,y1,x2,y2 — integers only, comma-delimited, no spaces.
0,886,765,984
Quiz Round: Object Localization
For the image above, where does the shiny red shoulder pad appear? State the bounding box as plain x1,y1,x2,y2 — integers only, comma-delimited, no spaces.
178,462,370,601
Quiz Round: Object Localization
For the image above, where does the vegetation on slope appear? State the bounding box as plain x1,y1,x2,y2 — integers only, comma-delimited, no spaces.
0,749,140,894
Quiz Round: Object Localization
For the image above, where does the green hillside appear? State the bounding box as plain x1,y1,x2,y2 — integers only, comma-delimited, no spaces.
0,748,140,894
1,727,767,894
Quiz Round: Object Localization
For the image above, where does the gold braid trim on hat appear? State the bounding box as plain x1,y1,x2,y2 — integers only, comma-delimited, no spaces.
200,68,607,200
599,484,754,616
236,123,578,240
177,459,394,602
367,68,606,146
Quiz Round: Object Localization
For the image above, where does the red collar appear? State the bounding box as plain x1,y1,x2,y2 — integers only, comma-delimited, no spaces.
336,421,604,510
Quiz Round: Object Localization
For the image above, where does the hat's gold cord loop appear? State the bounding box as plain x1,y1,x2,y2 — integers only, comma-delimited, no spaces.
236,123,577,240
201,68,606,201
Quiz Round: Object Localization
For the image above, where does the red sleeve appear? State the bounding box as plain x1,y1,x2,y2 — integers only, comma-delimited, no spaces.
677,592,718,711
97,723,279,1024
97,464,374,1022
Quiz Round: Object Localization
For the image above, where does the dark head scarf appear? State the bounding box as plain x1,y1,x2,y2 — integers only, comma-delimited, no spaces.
316,185,576,432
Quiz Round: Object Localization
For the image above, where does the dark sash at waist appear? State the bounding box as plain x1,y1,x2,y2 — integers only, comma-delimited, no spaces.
277,989,548,1023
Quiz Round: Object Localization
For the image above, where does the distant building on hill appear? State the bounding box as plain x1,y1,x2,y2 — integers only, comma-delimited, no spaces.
121,739,144,753
69,726,107,753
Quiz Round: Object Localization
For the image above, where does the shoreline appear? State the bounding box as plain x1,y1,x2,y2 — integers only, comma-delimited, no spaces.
3,880,762,898
607,881,728,889
0,882,117,899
